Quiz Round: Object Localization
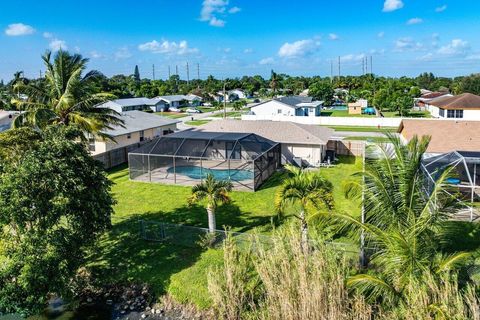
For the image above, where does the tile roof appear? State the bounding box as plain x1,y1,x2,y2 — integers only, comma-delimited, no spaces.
197,119,334,145
420,91,450,99
428,93,480,110
102,110,179,137
399,119,480,153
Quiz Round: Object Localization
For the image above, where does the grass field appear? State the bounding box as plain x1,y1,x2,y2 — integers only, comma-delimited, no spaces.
87,157,362,308
380,110,431,118
211,111,244,118
155,112,187,119
327,125,398,133
184,120,211,126
345,136,391,143
321,110,376,118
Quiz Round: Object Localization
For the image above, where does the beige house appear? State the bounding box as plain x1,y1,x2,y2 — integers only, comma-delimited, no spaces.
198,120,334,167
90,110,179,155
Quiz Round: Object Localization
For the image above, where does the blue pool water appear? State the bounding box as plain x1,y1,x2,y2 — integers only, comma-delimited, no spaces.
331,105,347,111
167,166,253,181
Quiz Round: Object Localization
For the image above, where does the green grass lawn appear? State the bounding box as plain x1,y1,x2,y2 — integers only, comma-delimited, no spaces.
326,125,398,133
212,111,243,118
184,120,211,126
155,112,187,119
345,136,391,143
380,110,432,118
87,156,362,308
321,110,376,118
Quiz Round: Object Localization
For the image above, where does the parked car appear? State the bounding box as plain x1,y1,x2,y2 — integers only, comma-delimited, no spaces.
253,98,260,103
203,102,212,107
186,108,202,113
169,107,181,112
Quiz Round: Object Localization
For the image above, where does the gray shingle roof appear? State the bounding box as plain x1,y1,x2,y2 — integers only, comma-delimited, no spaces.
275,96,313,106
109,98,161,107
102,110,179,137
197,120,334,145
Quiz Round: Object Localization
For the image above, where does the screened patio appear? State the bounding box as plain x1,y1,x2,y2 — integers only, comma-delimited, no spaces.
128,131,281,191
421,151,480,222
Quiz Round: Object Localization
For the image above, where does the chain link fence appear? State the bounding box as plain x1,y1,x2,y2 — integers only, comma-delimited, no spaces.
139,220,363,254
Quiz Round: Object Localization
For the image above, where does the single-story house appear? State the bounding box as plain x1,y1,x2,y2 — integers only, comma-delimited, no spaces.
197,119,334,167
154,94,202,111
250,96,324,117
414,91,452,108
424,93,480,120
398,119,480,156
90,110,179,155
98,98,166,113
228,89,247,100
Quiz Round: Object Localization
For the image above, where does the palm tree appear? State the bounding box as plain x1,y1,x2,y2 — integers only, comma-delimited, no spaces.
340,133,470,306
270,70,278,98
188,174,233,233
12,50,122,138
275,165,334,250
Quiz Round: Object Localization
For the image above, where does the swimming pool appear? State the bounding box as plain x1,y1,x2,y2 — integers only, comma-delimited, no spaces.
331,105,347,111
167,166,254,181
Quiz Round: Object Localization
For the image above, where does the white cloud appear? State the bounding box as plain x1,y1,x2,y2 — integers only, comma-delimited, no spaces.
138,40,198,55
394,37,424,52
466,54,480,60
115,47,132,60
418,53,434,61
224,47,231,53
407,18,423,25
243,48,253,54
378,31,385,38
435,5,447,12
42,32,53,39
341,53,366,62
200,0,240,27
5,23,35,36
89,51,105,59
49,39,67,51
278,39,319,58
228,6,241,13
329,33,339,41
383,0,404,12
259,57,274,65
437,39,470,56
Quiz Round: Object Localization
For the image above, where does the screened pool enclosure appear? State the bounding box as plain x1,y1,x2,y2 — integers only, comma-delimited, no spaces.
129,131,281,191
422,151,480,222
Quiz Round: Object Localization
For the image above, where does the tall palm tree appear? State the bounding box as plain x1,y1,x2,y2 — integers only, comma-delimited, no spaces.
12,50,122,137
275,165,334,250
188,174,233,233
340,133,471,306
270,70,278,98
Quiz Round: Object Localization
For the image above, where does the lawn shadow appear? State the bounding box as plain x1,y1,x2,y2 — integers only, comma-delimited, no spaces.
336,155,357,164
321,111,333,117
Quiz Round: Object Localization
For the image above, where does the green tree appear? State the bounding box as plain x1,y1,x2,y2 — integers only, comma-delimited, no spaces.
188,174,233,233
341,134,471,308
134,65,141,82
308,81,335,105
12,50,122,137
0,126,115,314
275,165,334,250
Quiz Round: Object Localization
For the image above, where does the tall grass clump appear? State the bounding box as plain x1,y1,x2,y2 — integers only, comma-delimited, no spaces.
208,227,372,320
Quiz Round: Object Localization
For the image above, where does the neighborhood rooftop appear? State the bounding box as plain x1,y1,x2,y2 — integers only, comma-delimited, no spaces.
274,95,323,108
198,119,334,145
399,119,480,154
428,93,480,110
102,110,179,137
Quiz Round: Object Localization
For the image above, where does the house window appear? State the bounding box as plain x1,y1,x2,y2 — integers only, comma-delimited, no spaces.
87,134,96,152
277,109,282,114
446,109,464,118
455,110,464,118
439,108,445,117
447,110,455,118
139,130,145,142
127,133,131,139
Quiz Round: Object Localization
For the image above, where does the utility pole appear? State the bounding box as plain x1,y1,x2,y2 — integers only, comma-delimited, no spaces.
197,63,200,80
362,58,365,75
168,65,171,78
152,64,155,80
330,60,333,83
223,81,227,119
370,56,373,74
39,70,42,78
175,65,178,76
186,62,190,85
365,57,368,75
338,56,341,81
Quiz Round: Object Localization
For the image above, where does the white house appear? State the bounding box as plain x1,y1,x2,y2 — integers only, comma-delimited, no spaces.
0,110,20,132
90,110,179,155
250,96,324,117
228,89,247,100
425,93,480,120
98,98,167,113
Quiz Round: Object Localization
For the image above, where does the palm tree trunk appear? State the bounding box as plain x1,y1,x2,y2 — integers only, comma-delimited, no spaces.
300,208,308,252
207,205,216,234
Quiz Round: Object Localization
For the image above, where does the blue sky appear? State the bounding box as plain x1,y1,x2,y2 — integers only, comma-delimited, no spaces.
1,0,480,81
